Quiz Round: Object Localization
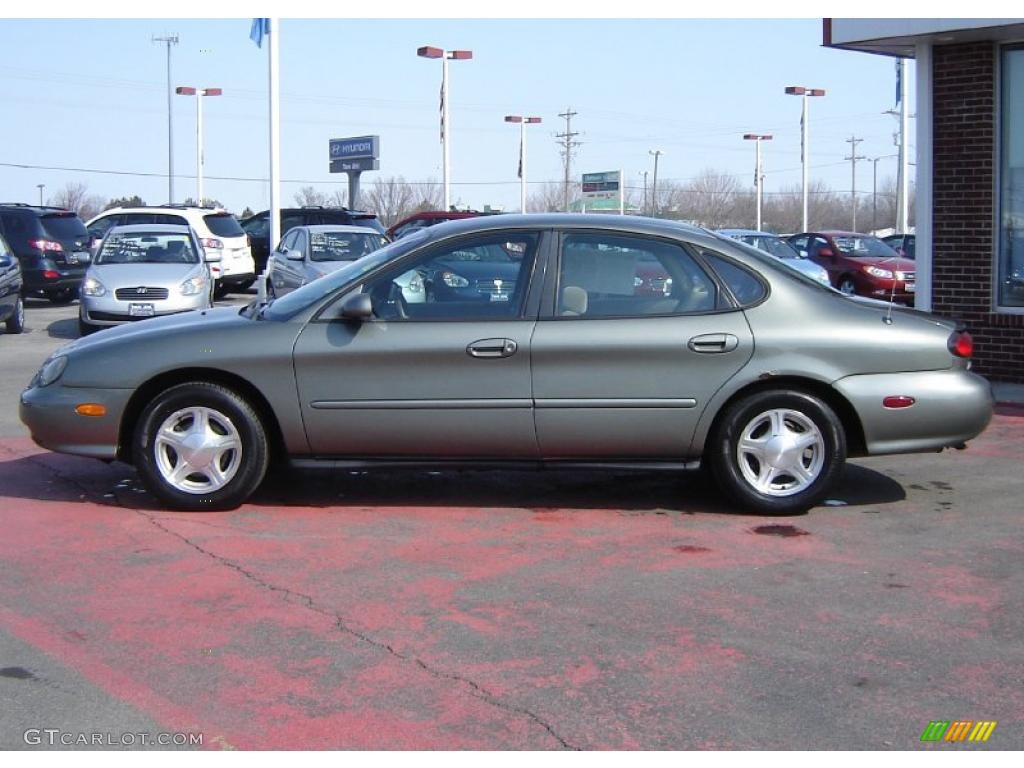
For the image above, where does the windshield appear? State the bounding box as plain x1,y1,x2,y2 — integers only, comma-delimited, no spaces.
96,232,200,265
261,228,430,320
203,213,245,238
41,213,88,240
833,235,899,259
310,231,388,262
736,234,803,260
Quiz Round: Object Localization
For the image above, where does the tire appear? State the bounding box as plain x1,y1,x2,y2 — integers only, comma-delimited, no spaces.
133,382,269,511
46,287,76,305
78,318,97,337
213,282,231,300
5,297,24,334
235,278,255,292
837,276,857,296
708,389,846,515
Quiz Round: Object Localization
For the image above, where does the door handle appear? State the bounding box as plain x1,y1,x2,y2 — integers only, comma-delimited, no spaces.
467,338,518,358
688,333,739,354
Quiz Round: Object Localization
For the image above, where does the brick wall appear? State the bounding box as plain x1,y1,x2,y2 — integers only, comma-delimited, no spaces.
932,41,1024,382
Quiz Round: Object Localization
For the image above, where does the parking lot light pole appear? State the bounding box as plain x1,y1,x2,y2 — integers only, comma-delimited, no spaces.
784,86,825,231
153,34,178,204
743,134,773,231
176,86,222,206
418,46,472,211
36,184,45,206
504,115,542,213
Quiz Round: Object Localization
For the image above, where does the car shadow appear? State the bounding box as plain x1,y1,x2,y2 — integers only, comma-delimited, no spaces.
0,453,905,516
47,317,79,340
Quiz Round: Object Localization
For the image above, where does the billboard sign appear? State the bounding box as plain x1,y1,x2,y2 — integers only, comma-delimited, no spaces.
329,135,379,162
581,170,623,213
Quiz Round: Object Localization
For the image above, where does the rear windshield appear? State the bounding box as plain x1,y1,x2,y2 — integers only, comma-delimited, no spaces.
352,215,385,235
41,213,88,240
96,232,200,265
203,213,245,238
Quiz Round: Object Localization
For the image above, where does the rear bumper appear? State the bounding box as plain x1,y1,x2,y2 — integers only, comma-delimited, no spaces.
834,369,994,455
22,266,85,293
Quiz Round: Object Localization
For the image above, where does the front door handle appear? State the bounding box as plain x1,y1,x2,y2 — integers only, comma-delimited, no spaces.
688,333,739,354
467,338,518,359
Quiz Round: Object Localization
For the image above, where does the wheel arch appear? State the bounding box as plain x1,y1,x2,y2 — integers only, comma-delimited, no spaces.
699,375,867,460
117,367,286,465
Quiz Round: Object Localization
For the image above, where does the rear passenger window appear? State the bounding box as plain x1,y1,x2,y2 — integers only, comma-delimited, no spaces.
557,233,717,318
700,250,768,307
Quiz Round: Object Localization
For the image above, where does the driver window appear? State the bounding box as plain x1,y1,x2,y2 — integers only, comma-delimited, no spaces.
361,232,539,321
278,230,298,253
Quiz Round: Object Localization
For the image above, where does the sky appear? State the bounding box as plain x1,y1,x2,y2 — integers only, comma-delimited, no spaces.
0,14,917,216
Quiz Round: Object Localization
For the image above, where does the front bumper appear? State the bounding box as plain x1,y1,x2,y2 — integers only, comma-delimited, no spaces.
80,292,208,326
834,368,993,455
20,384,133,460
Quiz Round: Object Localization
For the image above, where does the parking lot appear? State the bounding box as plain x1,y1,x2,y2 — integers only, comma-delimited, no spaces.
1,296,1023,749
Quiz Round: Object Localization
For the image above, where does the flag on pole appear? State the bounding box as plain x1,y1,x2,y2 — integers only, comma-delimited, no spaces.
517,136,523,179
250,18,269,48
895,58,902,107
439,80,445,143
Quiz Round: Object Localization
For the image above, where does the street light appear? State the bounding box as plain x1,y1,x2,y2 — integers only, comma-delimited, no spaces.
784,86,826,231
153,34,179,203
418,46,473,211
648,150,664,217
504,115,542,213
176,86,222,206
743,134,773,231
36,184,45,206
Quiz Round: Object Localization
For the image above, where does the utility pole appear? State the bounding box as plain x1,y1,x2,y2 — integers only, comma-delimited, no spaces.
640,170,648,215
152,34,179,204
845,135,866,231
648,150,664,217
36,184,45,206
556,108,580,212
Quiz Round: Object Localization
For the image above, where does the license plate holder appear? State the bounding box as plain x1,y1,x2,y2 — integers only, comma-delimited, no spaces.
129,303,155,317
905,282,916,293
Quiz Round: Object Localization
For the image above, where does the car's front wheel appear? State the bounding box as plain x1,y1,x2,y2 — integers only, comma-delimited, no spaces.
6,297,24,334
837,276,857,295
708,389,846,515
133,382,269,511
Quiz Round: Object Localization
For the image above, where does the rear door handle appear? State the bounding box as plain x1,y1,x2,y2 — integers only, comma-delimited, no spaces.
688,333,739,354
467,338,518,359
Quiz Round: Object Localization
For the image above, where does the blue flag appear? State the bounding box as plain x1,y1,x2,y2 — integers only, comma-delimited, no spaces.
250,18,269,48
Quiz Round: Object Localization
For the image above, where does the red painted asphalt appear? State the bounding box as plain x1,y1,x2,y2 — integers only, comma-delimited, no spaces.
1,415,1023,749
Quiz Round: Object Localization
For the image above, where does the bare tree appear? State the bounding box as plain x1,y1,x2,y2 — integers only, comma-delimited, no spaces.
48,182,104,221
293,186,327,207
362,176,442,226
527,182,570,213
673,169,742,229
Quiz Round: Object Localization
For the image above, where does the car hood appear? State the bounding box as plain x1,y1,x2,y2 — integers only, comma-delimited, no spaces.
59,306,246,355
89,263,204,288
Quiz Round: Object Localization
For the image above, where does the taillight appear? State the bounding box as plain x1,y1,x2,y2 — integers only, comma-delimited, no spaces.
948,330,973,358
201,237,224,250
30,238,63,252
42,270,60,279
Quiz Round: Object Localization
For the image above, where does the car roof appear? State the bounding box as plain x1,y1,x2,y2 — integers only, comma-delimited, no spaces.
106,224,193,234
298,225,384,235
408,213,708,244
717,228,778,237
818,230,875,237
0,203,76,215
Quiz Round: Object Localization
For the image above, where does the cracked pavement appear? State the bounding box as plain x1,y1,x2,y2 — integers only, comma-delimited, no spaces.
2,298,1023,749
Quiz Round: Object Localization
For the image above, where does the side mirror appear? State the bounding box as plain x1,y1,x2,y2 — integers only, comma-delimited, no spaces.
338,292,373,320
286,248,304,261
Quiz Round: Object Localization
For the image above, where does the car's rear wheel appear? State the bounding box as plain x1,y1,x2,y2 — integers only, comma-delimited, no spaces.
133,382,269,511
46,287,76,304
837,276,857,295
5,297,24,334
213,282,231,300
708,389,846,515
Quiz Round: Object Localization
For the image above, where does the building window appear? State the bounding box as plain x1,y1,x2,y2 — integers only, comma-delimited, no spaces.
999,45,1024,309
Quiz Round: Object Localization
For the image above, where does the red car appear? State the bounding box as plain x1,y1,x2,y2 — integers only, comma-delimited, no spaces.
386,209,501,240
787,230,916,305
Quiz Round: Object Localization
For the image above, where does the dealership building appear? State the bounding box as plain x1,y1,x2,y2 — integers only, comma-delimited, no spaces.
826,19,1024,383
